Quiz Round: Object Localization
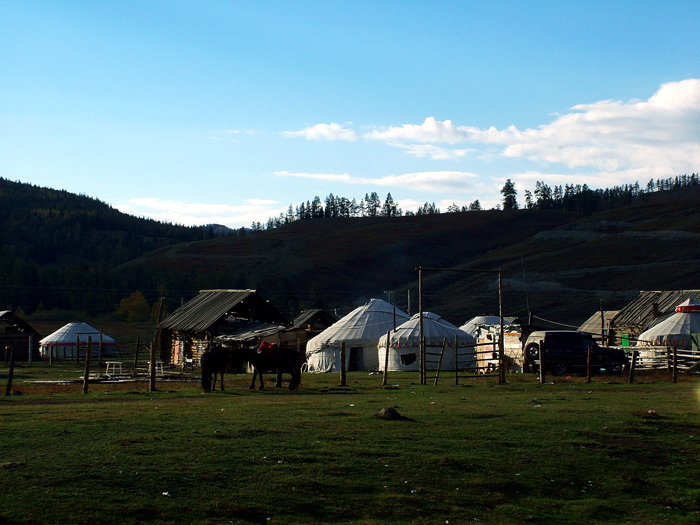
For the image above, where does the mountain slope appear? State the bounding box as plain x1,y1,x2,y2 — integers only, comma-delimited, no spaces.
0,178,217,312
115,187,700,325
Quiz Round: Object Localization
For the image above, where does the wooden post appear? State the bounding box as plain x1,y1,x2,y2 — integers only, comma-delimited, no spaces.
339,342,346,387
538,340,546,384
454,335,459,386
628,350,638,384
672,345,678,384
149,342,157,392
83,337,92,394
434,338,447,386
98,332,103,368
134,336,141,368
49,343,53,365
600,299,605,346
586,346,592,384
498,271,505,384
28,335,33,364
75,334,81,365
4,345,15,396
382,331,390,386
418,267,425,385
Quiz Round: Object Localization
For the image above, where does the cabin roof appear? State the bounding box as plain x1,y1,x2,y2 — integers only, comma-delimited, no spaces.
610,290,700,334
157,289,286,333
291,308,336,330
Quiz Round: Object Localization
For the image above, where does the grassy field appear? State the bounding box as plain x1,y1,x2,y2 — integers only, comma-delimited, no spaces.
1,364,699,524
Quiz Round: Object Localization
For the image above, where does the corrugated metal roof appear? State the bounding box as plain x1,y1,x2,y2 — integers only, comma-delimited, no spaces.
291,308,336,329
157,289,285,333
0,311,39,334
578,310,619,335
215,321,284,343
611,290,700,334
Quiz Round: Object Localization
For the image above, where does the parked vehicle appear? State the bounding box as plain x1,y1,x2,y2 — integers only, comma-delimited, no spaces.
523,330,627,375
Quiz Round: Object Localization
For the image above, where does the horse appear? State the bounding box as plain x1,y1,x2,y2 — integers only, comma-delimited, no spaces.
232,342,304,391
201,345,233,392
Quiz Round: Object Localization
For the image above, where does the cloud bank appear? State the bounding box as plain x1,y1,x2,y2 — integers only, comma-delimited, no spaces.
115,198,283,228
284,79,700,182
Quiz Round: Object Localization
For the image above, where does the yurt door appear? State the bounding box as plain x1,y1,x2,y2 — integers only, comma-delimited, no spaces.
349,347,363,371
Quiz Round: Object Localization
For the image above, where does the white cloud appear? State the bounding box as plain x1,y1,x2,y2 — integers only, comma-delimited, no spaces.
282,79,700,187
282,122,358,141
363,117,476,144
276,170,479,193
389,142,474,160
115,197,284,229
485,78,700,176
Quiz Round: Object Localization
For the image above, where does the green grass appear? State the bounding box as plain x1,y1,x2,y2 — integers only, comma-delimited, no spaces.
1,365,699,524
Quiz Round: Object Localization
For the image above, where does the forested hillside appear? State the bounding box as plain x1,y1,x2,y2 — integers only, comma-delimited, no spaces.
0,178,219,314
1,177,699,327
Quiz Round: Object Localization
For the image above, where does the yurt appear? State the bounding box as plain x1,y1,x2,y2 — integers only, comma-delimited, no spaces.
636,299,700,350
305,299,409,372
378,312,476,372
460,315,511,338
40,322,117,360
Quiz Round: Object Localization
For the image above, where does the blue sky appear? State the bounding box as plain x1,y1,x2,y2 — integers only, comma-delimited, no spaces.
2,1,699,228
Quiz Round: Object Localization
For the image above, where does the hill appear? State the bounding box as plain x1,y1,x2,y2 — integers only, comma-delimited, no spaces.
0,178,220,314
114,187,700,326
2,177,698,327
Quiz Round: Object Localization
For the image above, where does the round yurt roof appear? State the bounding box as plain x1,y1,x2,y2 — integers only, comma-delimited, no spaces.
306,299,409,355
460,315,511,336
40,322,116,346
379,312,475,348
637,299,700,347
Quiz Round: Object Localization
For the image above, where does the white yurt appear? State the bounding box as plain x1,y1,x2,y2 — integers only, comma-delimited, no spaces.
378,312,476,372
40,322,117,360
305,299,409,372
460,315,511,338
637,299,700,350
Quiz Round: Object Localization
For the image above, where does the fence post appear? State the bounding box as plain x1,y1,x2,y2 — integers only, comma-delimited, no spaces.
382,331,390,386
28,335,33,364
672,345,678,384
149,342,157,392
98,332,103,368
83,337,92,394
339,342,346,387
498,272,505,384
586,346,592,383
4,345,14,396
538,340,546,384
76,334,81,365
628,351,638,384
134,336,141,369
454,335,459,386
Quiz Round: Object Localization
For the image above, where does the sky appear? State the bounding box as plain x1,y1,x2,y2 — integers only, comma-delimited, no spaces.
2,1,699,228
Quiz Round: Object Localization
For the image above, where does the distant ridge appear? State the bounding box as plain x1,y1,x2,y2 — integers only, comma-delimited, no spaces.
1,177,698,326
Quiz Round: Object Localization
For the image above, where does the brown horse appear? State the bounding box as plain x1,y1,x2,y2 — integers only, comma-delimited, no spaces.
201,345,233,392
232,343,304,391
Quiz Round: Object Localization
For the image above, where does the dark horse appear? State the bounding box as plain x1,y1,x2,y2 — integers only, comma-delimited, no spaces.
232,342,304,391
201,345,233,392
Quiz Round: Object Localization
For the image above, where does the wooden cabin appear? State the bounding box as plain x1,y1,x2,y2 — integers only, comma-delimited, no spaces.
156,289,287,367
0,310,41,362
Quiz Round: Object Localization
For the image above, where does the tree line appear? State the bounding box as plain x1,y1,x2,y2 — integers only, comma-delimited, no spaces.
253,173,699,232
500,174,700,213
250,192,481,231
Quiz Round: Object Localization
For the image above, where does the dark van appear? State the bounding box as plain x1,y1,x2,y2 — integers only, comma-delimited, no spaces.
523,330,627,375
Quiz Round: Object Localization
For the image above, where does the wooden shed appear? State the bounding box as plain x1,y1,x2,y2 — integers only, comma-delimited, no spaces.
156,289,287,367
0,310,40,362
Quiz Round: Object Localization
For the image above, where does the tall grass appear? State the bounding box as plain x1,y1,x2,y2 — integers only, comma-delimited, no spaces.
1,366,699,524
